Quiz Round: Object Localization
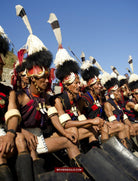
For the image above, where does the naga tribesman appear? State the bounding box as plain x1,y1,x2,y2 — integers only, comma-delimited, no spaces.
79,57,110,145
0,26,34,181
48,13,105,153
101,71,133,150
15,5,81,176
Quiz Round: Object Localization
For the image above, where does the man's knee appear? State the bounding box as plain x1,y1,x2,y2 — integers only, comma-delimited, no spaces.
15,133,27,152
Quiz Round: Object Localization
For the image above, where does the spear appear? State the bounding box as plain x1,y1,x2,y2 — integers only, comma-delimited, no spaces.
68,47,81,64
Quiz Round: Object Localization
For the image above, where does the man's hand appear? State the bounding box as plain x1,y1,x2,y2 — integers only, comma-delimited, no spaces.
89,117,105,128
22,129,38,151
0,133,15,156
64,130,78,144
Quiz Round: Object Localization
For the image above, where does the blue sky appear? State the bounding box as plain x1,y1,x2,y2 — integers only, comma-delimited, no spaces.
1,0,138,75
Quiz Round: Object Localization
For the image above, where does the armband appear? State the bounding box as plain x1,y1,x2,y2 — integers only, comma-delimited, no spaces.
134,104,138,112
123,114,128,120
5,109,21,125
47,107,58,118
59,114,71,126
108,115,116,122
78,114,87,121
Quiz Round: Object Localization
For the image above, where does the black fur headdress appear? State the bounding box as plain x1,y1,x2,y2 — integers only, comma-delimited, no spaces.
104,77,118,91
0,35,9,57
55,60,80,82
81,65,100,82
128,73,138,91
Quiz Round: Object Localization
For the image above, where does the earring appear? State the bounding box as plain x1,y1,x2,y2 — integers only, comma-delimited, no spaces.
34,81,41,92
110,94,115,99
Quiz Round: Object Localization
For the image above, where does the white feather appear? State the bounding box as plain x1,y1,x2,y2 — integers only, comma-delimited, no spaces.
128,55,134,73
81,51,85,58
111,65,119,75
48,13,62,46
89,56,94,63
15,4,23,16
89,56,104,73
15,5,33,34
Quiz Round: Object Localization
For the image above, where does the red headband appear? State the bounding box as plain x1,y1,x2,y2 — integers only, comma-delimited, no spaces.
27,66,49,78
87,76,99,86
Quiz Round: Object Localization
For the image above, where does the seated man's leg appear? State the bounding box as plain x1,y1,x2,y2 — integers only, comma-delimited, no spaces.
15,133,34,181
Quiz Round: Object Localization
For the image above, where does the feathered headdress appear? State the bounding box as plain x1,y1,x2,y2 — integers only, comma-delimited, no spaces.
0,26,10,65
101,71,118,93
127,55,138,91
81,62,100,86
48,13,79,84
128,73,138,91
15,5,53,77
81,56,106,86
118,75,127,87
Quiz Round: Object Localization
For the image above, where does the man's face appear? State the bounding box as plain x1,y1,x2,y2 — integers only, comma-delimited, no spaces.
131,89,138,103
19,72,29,89
34,73,49,91
68,75,80,95
120,83,130,97
90,81,102,96
111,88,121,101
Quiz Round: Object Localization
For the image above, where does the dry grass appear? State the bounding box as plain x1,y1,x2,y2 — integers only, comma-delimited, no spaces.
4,51,17,68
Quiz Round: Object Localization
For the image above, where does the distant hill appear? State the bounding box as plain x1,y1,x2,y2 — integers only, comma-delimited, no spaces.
4,51,17,69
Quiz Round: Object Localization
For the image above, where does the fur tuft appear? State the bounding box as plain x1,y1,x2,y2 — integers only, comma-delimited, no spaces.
25,49,53,70
0,35,9,56
81,66,100,82
55,60,80,81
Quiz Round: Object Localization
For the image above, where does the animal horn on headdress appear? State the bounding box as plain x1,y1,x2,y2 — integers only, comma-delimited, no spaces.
15,4,32,34
128,55,134,73
48,13,62,48
89,56,104,73
110,65,119,76
80,51,85,63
